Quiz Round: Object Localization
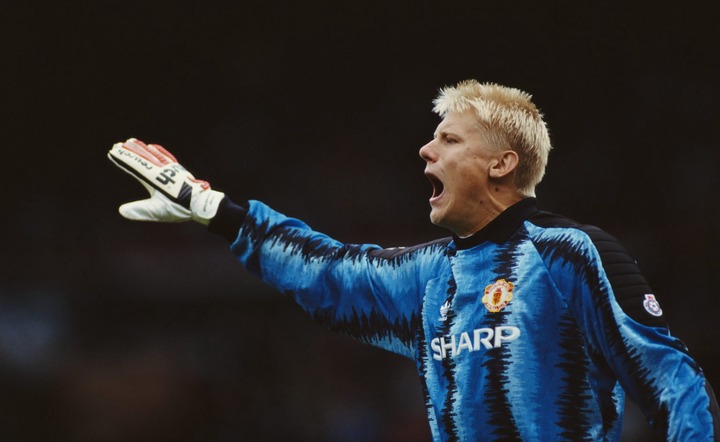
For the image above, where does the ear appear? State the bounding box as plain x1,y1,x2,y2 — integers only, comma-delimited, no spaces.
489,150,519,179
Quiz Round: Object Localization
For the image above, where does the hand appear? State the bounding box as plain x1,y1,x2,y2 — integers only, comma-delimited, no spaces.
108,138,225,225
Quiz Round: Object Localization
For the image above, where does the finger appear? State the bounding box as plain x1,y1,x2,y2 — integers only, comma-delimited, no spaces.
118,193,191,222
121,138,169,167
107,149,157,195
148,143,179,163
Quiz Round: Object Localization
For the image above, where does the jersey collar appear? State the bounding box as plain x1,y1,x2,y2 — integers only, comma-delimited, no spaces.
452,198,538,250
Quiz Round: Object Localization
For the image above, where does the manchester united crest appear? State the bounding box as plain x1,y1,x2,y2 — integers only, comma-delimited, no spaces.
482,279,514,313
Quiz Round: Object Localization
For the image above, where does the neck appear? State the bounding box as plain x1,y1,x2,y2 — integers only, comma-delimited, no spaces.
458,189,525,237
452,197,538,248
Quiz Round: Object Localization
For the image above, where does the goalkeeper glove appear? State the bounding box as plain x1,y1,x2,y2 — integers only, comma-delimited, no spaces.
108,138,225,225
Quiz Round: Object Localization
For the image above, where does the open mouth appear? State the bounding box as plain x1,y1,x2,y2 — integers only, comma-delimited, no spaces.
425,172,445,201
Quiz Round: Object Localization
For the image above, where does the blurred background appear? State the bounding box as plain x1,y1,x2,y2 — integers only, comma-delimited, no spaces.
1,1,719,440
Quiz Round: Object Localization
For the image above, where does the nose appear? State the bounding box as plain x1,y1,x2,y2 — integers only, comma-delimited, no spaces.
419,140,436,162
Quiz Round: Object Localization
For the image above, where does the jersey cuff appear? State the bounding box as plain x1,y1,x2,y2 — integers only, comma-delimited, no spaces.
207,196,248,243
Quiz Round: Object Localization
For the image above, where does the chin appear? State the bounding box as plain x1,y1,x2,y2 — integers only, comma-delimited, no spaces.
429,210,450,231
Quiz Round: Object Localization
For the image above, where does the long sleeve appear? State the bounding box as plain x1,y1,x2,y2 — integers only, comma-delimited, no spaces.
209,198,448,359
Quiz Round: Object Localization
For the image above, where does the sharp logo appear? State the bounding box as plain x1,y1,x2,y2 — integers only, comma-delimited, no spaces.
430,326,521,361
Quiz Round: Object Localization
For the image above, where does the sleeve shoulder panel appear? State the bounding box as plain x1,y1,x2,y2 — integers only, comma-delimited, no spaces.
528,211,668,329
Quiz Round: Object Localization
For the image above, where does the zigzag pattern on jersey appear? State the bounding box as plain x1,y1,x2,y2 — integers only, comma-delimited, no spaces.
238,214,372,275
415,300,438,441
239,212,448,356
240,217,271,276
480,228,527,441
311,307,421,354
438,273,459,441
532,227,667,436
554,309,595,441
243,215,450,269
366,238,453,265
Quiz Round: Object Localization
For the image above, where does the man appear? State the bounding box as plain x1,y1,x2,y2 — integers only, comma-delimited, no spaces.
109,80,719,440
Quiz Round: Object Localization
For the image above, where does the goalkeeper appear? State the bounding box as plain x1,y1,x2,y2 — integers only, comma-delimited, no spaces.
109,80,719,441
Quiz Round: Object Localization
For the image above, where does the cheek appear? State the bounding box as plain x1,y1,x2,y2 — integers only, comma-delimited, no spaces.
458,166,487,188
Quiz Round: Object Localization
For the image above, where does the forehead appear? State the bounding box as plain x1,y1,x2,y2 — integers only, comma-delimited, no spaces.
434,110,482,137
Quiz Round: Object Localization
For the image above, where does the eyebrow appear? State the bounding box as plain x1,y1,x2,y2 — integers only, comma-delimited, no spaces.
433,129,461,139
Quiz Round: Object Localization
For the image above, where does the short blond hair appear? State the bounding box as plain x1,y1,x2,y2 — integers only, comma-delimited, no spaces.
433,80,552,197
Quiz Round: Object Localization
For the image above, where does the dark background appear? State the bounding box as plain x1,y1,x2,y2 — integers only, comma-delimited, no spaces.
2,1,719,440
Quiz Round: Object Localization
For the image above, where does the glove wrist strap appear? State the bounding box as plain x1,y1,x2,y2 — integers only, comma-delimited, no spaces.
191,189,226,225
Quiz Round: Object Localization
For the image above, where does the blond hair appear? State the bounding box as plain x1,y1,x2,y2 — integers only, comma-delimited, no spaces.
433,80,552,197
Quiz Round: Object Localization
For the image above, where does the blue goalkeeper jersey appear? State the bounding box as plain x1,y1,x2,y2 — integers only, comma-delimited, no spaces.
209,197,719,441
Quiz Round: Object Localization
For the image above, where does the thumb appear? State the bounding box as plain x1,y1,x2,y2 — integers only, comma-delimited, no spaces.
118,193,192,222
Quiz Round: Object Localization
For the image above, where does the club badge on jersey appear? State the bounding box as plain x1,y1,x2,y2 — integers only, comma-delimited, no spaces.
482,279,515,313
643,294,663,317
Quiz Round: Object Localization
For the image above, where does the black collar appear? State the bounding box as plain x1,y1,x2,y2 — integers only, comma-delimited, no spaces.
452,198,538,250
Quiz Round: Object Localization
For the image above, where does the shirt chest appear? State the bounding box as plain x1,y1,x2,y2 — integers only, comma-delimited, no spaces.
421,245,569,362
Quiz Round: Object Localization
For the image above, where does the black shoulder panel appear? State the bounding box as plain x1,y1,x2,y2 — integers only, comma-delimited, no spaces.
529,211,668,329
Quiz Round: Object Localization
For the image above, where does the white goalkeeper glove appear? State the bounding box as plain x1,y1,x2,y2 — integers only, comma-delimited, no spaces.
108,138,225,225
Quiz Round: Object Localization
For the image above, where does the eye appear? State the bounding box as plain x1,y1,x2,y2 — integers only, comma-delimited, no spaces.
435,132,461,145
445,136,459,144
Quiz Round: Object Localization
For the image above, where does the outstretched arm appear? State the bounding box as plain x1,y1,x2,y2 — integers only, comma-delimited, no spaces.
108,139,442,358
